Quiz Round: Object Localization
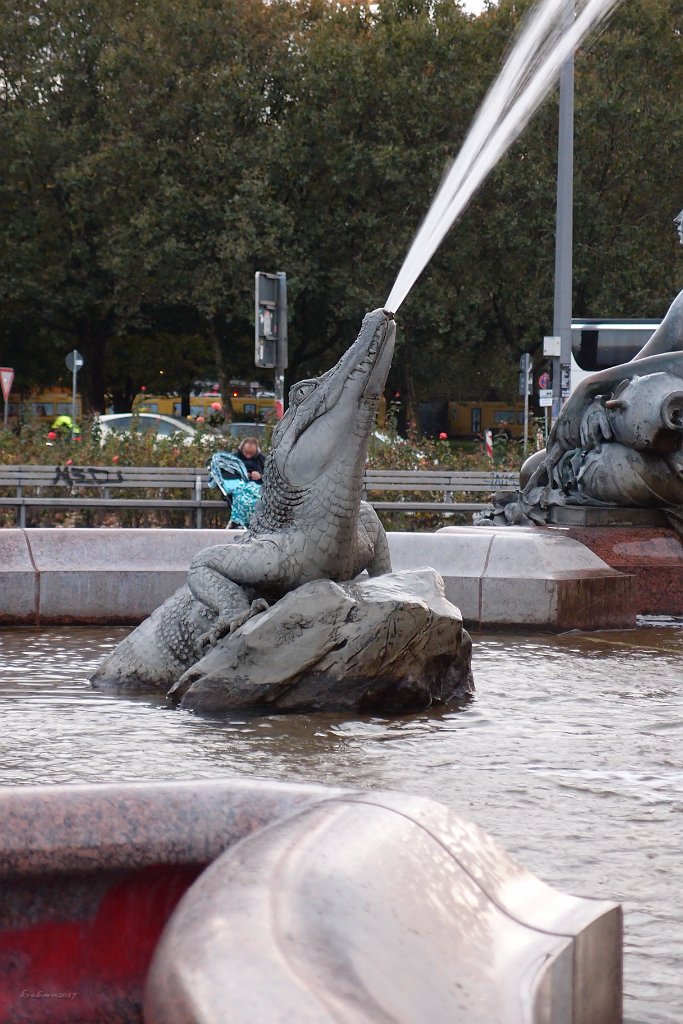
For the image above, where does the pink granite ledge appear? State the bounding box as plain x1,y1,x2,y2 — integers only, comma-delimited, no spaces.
0,778,345,880
0,779,348,1024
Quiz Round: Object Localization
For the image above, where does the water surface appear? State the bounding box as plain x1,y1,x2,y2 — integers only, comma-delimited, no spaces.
0,624,681,1023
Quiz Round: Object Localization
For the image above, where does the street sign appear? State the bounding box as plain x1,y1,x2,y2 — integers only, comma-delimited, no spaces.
538,371,551,390
539,388,553,407
560,363,571,398
65,350,84,372
1,366,14,428
0,367,14,402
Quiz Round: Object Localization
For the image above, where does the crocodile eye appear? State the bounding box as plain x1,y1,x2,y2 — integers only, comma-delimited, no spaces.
289,381,317,405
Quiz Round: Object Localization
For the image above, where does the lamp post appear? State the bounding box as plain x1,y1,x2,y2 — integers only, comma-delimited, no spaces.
552,0,575,420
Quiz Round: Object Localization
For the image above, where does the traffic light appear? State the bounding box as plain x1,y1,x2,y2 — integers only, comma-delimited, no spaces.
255,271,288,370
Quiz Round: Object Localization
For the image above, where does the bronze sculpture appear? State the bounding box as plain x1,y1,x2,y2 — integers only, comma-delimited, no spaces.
479,215,683,529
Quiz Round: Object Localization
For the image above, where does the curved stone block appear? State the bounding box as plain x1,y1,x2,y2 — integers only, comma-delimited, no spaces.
145,792,621,1024
435,525,634,630
0,780,621,1023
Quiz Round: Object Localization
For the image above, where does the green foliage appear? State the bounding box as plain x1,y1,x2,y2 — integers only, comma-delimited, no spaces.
0,416,228,466
0,413,522,530
0,0,681,418
1,411,522,471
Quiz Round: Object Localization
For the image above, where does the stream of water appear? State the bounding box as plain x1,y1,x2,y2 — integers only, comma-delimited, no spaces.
385,0,619,313
0,622,681,1022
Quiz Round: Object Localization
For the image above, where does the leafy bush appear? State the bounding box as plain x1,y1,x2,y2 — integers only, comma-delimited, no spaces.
0,417,527,529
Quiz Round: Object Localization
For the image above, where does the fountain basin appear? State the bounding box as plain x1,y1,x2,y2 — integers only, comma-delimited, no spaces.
0,778,621,1024
0,526,637,631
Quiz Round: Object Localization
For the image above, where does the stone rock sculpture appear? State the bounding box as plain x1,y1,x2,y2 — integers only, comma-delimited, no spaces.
169,569,474,714
477,287,683,528
91,308,474,711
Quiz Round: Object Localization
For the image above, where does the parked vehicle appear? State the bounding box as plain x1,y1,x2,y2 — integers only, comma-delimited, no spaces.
7,388,82,423
447,401,528,440
132,388,276,423
95,413,217,444
416,400,529,440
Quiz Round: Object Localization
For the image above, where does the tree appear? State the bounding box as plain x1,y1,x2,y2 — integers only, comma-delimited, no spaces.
572,0,683,318
0,0,296,408
96,0,298,403
0,0,126,405
1,0,681,418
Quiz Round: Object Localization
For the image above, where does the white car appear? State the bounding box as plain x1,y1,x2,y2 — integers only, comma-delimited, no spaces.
95,413,216,444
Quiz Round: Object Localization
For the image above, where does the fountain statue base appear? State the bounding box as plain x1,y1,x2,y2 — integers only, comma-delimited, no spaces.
556,521,683,616
165,569,473,714
91,568,474,714
546,505,669,528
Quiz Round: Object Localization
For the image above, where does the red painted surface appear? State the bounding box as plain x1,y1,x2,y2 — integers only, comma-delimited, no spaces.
0,863,204,1023
564,526,683,615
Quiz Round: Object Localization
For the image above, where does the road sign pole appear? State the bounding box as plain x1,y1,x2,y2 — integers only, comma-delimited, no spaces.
3,397,7,428
64,350,83,438
71,355,77,434
523,354,530,459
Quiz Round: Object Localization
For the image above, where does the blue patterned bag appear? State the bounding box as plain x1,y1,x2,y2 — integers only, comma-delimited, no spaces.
207,452,262,527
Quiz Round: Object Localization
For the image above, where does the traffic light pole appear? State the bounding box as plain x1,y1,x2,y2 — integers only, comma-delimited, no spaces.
275,272,288,418
255,271,288,419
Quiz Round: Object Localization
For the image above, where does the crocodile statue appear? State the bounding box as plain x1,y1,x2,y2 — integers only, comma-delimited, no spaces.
91,307,396,692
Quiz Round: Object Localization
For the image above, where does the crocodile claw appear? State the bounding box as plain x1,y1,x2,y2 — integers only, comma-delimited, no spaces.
194,598,270,658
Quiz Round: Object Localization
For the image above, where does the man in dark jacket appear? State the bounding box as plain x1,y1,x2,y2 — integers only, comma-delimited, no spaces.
236,437,265,483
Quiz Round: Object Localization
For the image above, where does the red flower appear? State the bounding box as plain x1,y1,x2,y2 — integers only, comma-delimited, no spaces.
47,431,57,440
112,455,120,464
66,458,73,466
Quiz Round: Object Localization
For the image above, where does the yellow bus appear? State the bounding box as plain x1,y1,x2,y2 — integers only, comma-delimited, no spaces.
447,401,529,439
7,388,82,423
132,391,276,422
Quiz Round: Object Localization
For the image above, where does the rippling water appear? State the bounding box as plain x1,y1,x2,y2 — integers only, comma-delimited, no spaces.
0,623,681,1023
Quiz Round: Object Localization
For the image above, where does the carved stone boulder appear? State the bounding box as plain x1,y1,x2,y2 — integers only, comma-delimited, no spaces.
169,568,474,714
